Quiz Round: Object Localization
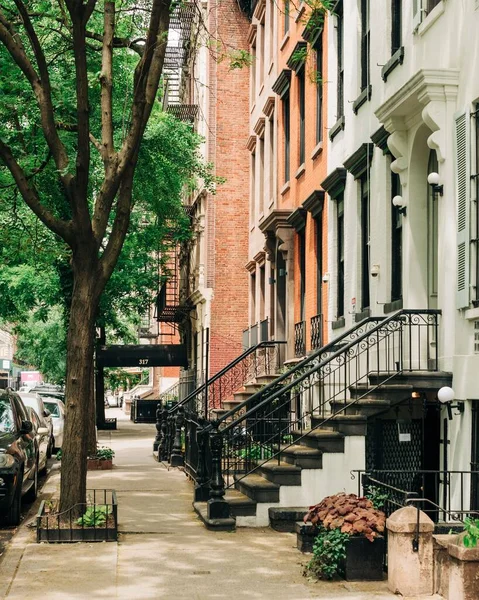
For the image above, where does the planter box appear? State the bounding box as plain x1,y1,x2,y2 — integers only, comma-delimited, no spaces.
343,535,385,581
87,458,113,470
36,489,118,543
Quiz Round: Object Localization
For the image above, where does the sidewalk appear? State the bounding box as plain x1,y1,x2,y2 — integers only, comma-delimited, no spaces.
0,410,430,599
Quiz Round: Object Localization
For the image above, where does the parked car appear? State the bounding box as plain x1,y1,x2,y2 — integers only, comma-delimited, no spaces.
25,406,48,475
0,389,38,525
29,386,65,403
18,393,54,458
42,397,65,450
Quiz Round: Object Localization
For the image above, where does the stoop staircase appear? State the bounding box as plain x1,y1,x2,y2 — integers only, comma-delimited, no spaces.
160,310,450,531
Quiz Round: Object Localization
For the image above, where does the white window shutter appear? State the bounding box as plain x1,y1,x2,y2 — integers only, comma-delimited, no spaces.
455,110,471,309
412,0,422,31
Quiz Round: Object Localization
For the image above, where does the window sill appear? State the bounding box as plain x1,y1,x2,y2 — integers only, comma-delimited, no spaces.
383,299,403,314
332,317,345,330
250,102,256,114
280,31,290,51
329,116,345,141
352,85,372,115
268,61,274,75
268,197,275,209
354,308,371,323
311,141,323,160
295,2,306,22
259,83,264,96
280,181,290,195
381,47,405,82
295,163,306,179
417,1,445,36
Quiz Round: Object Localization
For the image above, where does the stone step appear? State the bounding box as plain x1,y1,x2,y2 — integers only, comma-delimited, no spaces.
258,460,302,486
311,413,367,436
192,502,236,531
280,445,323,469
292,428,345,453
368,371,453,390
295,520,319,553
234,473,280,503
254,374,282,385
210,408,229,419
348,383,414,400
269,507,309,532
232,390,253,403
329,398,391,417
222,399,244,411
224,489,257,517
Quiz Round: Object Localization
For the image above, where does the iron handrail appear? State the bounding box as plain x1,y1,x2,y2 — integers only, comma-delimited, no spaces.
215,309,440,434
167,340,286,415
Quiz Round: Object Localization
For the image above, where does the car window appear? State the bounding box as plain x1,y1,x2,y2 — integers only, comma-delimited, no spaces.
12,395,28,423
0,399,15,433
44,402,60,417
27,407,39,430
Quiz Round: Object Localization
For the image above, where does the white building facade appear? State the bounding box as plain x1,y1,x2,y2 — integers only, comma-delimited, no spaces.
323,0,479,504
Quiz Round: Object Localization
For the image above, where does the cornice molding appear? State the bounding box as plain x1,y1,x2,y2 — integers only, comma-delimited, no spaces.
262,96,276,118
371,126,390,155
253,250,266,266
287,207,307,232
286,41,307,73
246,134,257,152
343,143,374,180
253,0,266,22
247,24,257,46
272,69,292,98
253,116,266,138
320,168,347,199
302,190,324,218
245,260,257,273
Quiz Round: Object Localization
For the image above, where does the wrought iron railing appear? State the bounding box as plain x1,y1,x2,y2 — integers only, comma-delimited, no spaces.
310,314,323,350
243,319,269,349
207,310,440,509
294,320,306,357
352,470,479,522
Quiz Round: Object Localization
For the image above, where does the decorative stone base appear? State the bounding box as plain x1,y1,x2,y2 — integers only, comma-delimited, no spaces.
193,502,236,531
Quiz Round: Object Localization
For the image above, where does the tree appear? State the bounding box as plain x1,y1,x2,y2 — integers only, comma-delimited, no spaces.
0,0,181,512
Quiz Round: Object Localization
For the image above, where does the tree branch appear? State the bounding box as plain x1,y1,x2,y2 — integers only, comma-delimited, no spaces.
0,138,73,243
100,1,115,159
0,8,72,189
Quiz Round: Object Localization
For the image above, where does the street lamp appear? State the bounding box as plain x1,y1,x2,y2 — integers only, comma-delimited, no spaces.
437,386,464,420
392,195,407,216
427,172,443,196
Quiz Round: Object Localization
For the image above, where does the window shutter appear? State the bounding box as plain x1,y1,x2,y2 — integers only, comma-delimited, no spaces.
412,0,422,31
455,110,471,309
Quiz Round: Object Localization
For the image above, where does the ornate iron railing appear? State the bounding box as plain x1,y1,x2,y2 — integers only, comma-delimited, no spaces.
204,310,440,513
310,314,323,350
352,470,479,522
294,320,306,357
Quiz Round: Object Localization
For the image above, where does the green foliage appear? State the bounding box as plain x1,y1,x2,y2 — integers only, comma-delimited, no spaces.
227,49,254,70
235,443,273,461
463,518,479,548
89,446,115,461
306,526,349,580
365,485,389,510
76,505,110,528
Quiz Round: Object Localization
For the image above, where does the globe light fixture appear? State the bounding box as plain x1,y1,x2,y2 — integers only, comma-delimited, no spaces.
392,195,407,216
427,172,443,196
437,386,464,419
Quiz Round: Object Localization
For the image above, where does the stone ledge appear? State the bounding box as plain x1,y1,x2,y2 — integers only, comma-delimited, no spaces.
193,502,236,531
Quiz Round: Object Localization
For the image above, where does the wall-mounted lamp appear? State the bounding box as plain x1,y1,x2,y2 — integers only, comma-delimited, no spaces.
427,172,443,196
278,268,287,277
268,277,276,285
392,195,407,216
370,264,380,278
322,272,330,283
437,386,464,420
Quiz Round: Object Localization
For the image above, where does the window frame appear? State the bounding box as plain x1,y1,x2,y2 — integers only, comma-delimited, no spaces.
314,33,323,144
391,170,403,303
360,0,370,93
298,65,306,166
336,1,344,119
360,172,370,311
283,91,290,182
337,194,345,318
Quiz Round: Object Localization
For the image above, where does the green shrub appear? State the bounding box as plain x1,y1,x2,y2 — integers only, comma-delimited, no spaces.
305,526,349,580
76,505,110,527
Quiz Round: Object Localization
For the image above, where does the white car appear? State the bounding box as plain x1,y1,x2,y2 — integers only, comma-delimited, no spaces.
18,392,54,457
25,406,49,474
42,397,65,450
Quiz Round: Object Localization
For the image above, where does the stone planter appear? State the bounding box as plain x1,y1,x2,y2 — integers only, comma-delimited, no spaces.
342,535,385,581
448,535,479,600
87,458,113,470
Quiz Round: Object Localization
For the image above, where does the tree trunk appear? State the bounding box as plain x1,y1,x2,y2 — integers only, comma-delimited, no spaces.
59,265,101,514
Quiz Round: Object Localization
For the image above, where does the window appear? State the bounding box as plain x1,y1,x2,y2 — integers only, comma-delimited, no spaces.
259,136,265,214
455,109,471,309
314,34,323,144
475,104,479,305
284,0,290,34
250,272,257,323
269,0,274,67
427,0,441,12
391,171,402,302
299,229,306,321
315,214,323,315
268,114,274,202
413,0,442,29
250,150,256,221
337,195,345,318
251,40,257,101
298,67,305,166
260,266,265,321
283,91,290,182
336,1,344,119
391,0,402,54
360,0,370,92
259,21,265,87
360,173,370,310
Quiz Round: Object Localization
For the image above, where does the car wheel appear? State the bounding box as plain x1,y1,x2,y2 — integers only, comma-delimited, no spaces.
47,437,54,459
6,475,22,526
24,460,38,503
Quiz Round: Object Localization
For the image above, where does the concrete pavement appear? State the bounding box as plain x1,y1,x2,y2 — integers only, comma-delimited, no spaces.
0,409,436,599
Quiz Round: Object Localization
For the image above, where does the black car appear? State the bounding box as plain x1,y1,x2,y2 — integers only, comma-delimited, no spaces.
0,389,38,526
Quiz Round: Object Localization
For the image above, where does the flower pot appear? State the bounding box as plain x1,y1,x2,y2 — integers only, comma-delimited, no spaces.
87,459,100,470
342,535,385,581
100,459,113,470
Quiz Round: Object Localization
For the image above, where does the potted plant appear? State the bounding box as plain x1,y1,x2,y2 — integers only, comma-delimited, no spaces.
87,446,115,470
303,493,386,581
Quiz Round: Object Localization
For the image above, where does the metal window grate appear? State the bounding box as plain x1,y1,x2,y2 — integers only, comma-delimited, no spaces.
474,321,479,354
